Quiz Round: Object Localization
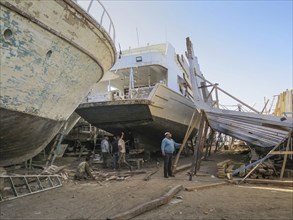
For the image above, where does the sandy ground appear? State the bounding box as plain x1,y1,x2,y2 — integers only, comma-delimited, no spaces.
0,150,292,220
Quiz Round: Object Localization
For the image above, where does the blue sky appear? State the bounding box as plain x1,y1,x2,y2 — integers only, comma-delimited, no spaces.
80,0,292,111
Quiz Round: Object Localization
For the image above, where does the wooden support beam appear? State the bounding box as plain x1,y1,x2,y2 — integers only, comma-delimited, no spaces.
205,130,215,159
172,109,200,173
208,130,215,156
215,84,219,108
280,132,292,180
195,74,260,113
261,99,270,114
214,132,222,153
197,121,209,170
189,111,205,180
107,185,183,220
204,85,216,102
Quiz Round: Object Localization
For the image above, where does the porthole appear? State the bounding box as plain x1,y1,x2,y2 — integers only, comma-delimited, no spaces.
3,29,13,40
46,50,52,58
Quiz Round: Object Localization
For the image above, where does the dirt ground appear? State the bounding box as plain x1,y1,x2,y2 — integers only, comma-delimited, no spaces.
0,150,292,220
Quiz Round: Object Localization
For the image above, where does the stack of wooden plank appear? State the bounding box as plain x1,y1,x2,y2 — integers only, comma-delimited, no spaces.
217,160,244,179
217,160,232,178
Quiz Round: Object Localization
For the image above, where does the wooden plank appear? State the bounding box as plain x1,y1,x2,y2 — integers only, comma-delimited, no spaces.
185,182,228,191
270,151,293,155
144,169,159,181
217,160,231,167
174,163,192,174
232,178,293,187
107,185,183,220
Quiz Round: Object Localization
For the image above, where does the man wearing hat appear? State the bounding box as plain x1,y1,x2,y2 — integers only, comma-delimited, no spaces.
161,132,181,178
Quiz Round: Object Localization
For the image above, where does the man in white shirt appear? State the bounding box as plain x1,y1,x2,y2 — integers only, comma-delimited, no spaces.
118,132,132,170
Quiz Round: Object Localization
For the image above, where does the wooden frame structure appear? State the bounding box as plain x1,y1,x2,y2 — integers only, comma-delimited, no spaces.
172,37,293,182
240,131,292,182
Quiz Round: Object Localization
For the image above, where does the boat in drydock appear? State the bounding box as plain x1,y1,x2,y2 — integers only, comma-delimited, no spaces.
0,0,116,166
76,43,208,152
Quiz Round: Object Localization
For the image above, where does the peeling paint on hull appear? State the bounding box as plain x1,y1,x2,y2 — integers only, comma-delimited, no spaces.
0,0,116,166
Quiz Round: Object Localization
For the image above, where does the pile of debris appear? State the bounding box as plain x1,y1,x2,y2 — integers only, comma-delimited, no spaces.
217,160,243,178
91,169,146,182
217,159,276,179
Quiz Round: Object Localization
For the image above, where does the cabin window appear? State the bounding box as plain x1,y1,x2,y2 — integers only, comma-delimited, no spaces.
136,56,142,62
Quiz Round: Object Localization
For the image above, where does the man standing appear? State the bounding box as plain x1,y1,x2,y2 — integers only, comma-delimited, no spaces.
101,136,110,168
161,132,181,178
118,132,132,170
111,136,119,170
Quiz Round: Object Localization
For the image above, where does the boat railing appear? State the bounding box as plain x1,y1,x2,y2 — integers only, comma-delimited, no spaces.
77,0,115,43
127,87,154,100
86,86,154,102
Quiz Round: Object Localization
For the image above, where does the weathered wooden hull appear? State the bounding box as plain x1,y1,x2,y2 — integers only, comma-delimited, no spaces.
0,0,116,166
0,108,62,166
76,85,199,151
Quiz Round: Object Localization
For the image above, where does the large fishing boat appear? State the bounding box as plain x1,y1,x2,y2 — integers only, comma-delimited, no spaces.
76,43,209,152
0,0,116,166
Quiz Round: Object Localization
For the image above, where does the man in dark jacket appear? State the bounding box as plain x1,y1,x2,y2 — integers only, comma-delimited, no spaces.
111,136,119,170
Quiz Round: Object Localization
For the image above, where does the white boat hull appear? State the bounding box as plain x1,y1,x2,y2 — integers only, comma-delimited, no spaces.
76,84,199,151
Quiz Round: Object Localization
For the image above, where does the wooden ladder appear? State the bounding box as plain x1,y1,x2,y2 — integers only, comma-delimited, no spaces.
0,174,62,202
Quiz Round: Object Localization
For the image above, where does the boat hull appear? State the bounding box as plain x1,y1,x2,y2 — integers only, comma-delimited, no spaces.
0,108,62,166
76,85,199,151
0,0,116,166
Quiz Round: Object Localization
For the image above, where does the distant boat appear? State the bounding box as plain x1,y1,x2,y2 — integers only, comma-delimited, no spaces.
76,43,208,152
0,0,116,166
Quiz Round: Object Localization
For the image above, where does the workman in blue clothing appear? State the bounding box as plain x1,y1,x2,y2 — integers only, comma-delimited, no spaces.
161,132,181,178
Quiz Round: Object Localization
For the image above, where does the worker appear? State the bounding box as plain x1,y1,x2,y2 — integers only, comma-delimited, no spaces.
161,132,181,178
74,157,95,180
118,132,132,170
101,136,110,168
111,136,119,170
